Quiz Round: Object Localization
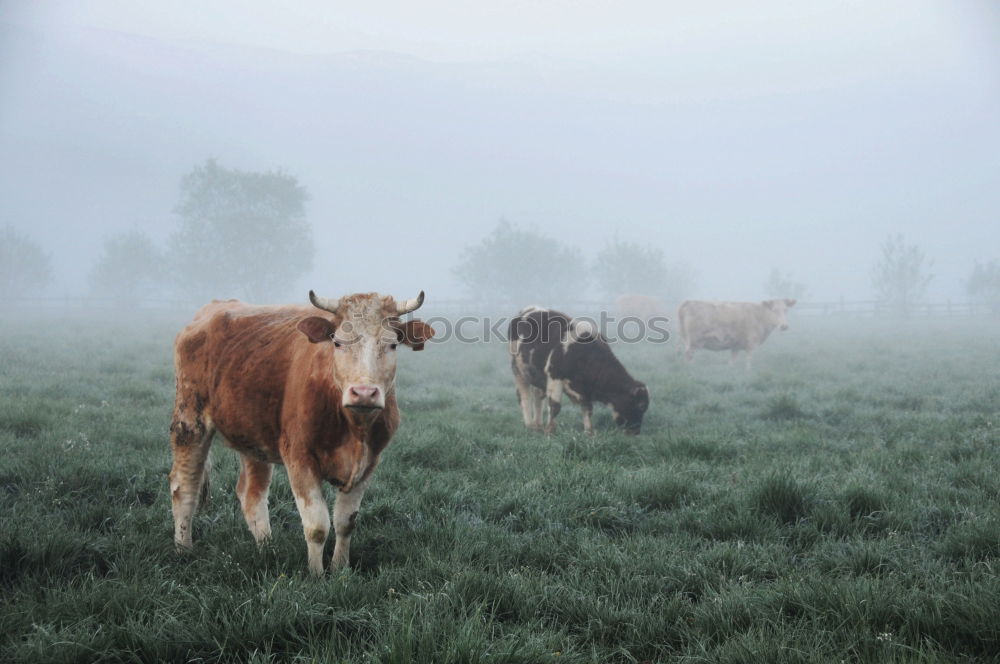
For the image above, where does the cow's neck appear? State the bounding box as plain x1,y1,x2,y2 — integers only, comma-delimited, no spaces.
344,409,380,439
603,380,638,403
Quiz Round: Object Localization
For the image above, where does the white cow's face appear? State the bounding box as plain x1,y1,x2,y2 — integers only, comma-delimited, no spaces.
764,298,797,331
297,292,433,413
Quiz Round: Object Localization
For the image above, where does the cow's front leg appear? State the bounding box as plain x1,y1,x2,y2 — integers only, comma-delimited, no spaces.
330,478,370,571
545,379,563,434
288,466,330,576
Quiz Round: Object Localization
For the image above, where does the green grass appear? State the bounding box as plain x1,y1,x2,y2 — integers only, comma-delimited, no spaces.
2,313,1000,663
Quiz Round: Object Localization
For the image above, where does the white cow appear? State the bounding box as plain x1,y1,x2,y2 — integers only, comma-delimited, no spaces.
677,299,796,368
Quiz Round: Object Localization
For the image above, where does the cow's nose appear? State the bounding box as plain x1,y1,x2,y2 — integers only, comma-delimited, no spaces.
346,385,382,409
780,324,789,331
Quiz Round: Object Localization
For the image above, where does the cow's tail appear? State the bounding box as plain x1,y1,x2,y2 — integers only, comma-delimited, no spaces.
676,301,691,350
508,315,523,356
198,450,212,506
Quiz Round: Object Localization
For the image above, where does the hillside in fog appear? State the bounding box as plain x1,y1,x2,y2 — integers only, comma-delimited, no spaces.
2,17,999,301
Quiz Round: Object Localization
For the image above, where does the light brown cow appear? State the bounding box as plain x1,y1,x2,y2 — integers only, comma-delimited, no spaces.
169,291,433,575
677,299,796,368
615,294,668,323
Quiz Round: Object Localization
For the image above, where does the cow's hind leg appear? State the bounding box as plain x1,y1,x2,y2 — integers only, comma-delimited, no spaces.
330,478,370,571
581,400,594,435
683,342,695,362
169,413,215,550
529,386,545,430
236,456,273,544
514,374,539,430
544,378,563,434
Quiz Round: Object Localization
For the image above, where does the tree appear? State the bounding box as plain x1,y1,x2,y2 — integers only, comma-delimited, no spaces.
452,219,585,306
966,260,1000,313
594,237,697,304
169,159,312,302
659,263,698,305
870,234,933,316
0,225,52,300
594,238,667,299
764,268,807,301
89,229,166,304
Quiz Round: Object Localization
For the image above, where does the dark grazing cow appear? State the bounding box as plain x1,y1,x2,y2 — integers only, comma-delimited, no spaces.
677,298,796,368
508,306,649,435
169,290,434,575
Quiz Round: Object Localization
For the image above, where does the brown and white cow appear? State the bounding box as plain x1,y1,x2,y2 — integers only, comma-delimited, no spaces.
169,291,434,575
509,306,649,435
677,298,796,368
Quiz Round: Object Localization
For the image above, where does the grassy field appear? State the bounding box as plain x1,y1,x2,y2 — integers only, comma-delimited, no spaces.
2,311,999,663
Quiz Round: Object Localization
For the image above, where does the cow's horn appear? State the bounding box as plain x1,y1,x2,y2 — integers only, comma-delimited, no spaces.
395,291,425,315
309,290,340,314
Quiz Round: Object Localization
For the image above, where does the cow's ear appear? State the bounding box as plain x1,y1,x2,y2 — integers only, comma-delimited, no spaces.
399,319,435,351
297,317,336,343
786,298,797,307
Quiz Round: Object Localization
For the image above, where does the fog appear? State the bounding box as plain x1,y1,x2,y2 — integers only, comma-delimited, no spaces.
2,1,999,306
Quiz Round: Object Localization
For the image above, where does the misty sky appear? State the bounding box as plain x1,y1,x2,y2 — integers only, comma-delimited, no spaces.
2,1,999,303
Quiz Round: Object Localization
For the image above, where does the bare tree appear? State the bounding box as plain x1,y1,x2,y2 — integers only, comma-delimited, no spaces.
0,225,52,301
870,234,933,316
764,268,807,301
966,260,1000,313
453,219,585,307
594,238,667,299
169,159,312,303
594,237,697,304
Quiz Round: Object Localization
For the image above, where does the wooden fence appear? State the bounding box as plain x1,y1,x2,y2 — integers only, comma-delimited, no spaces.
1,296,996,318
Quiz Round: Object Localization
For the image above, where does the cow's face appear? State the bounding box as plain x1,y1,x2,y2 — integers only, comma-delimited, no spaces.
763,298,796,331
611,383,650,435
297,292,434,414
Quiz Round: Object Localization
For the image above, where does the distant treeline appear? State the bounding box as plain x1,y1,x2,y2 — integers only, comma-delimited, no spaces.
3,162,1000,315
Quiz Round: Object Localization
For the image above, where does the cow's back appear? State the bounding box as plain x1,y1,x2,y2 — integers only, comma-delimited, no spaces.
678,300,769,350
175,301,329,449
509,308,571,390
176,301,315,383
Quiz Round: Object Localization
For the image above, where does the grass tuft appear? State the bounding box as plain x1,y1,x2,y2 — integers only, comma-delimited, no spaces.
0,409,50,438
753,473,810,524
843,485,889,520
762,394,809,421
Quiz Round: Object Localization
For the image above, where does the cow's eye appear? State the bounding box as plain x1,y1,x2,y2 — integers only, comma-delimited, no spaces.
389,343,398,350
333,340,342,348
